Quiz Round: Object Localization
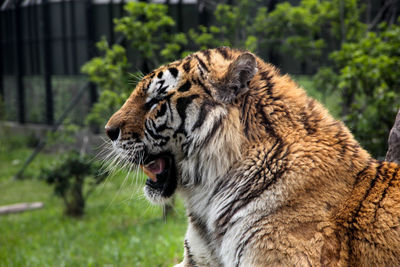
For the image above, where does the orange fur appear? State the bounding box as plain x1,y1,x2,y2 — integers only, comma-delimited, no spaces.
106,47,400,266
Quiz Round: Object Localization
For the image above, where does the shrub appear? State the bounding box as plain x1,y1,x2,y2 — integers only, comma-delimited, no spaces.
40,151,108,217
314,21,400,157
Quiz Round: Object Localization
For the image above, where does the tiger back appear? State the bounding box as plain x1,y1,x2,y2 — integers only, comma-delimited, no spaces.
105,47,400,266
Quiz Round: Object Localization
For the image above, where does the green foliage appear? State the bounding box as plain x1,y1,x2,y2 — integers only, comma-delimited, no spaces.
314,22,400,157
256,0,365,67
82,0,398,158
82,2,188,128
40,151,108,217
81,38,132,128
114,2,187,69
188,0,263,52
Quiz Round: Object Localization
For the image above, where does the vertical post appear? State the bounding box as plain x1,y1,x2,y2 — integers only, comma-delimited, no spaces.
197,0,209,27
108,0,115,44
61,0,69,74
86,0,97,105
119,0,125,17
33,2,41,74
69,0,78,74
27,3,35,74
177,0,183,32
86,0,98,132
0,7,4,101
14,1,25,124
42,0,54,125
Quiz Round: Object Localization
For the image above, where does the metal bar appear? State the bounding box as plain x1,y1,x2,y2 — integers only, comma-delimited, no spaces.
14,1,25,123
86,0,98,131
61,0,69,74
42,0,54,125
69,0,78,74
13,35,126,180
0,6,4,100
108,0,114,44
27,3,35,75
119,0,124,18
33,2,41,74
177,0,183,32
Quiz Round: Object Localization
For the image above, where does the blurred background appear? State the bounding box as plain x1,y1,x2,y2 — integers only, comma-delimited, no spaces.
0,0,399,266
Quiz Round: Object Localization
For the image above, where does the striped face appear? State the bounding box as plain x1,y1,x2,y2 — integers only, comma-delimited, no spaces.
105,48,257,203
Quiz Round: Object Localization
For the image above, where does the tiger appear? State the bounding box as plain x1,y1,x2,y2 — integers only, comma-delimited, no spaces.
105,47,400,266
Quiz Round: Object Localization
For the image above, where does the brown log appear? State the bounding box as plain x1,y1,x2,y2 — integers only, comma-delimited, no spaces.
0,202,44,215
386,109,400,164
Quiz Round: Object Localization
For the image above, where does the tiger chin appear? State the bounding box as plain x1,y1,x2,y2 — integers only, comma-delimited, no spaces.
105,47,400,266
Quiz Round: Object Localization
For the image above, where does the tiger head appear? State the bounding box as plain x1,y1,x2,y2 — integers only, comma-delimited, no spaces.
105,47,258,204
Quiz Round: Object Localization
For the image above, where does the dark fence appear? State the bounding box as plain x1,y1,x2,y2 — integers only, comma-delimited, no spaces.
0,0,202,125
1,0,310,126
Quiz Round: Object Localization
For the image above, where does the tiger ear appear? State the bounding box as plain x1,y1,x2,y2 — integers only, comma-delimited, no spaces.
215,52,257,103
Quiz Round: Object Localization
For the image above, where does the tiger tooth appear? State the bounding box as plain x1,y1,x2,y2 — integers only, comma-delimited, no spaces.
140,165,157,182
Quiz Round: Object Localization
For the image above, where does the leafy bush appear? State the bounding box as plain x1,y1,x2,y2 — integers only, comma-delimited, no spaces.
82,2,187,129
254,0,365,71
188,0,261,52
81,38,132,129
114,2,187,70
40,151,108,217
314,22,400,157
82,0,399,158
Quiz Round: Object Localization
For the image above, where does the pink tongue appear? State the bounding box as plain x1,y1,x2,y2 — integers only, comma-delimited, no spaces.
146,158,165,175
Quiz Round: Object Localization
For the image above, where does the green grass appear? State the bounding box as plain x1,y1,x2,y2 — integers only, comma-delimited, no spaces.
0,135,186,267
0,76,341,267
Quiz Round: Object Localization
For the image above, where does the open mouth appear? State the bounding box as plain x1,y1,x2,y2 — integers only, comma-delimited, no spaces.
140,153,177,198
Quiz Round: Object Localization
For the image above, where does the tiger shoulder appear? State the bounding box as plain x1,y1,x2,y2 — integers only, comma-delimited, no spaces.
105,47,400,266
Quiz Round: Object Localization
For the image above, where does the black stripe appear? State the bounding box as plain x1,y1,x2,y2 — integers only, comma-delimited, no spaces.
259,71,272,81
131,132,140,140
198,117,223,149
155,121,172,132
240,93,251,138
178,80,192,92
156,102,167,117
166,100,174,121
195,55,209,72
176,94,199,135
194,160,201,185
157,71,163,79
354,158,374,184
144,122,170,143
144,98,160,111
193,78,212,96
168,67,179,78
191,100,218,131
353,161,384,218
259,103,279,139
235,227,264,267
184,240,198,267
347,161,383,262
189,213,212,245
373,165,400,222
183,59,191,73
214,140,285,231
156,80,169,94
144,92,175,111
201,49,211,63
216,46,231,59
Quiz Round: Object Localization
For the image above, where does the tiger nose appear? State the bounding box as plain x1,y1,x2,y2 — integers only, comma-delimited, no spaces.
105,126,120,141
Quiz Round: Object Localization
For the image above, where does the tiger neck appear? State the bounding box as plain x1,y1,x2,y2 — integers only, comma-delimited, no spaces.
179,107,244,202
